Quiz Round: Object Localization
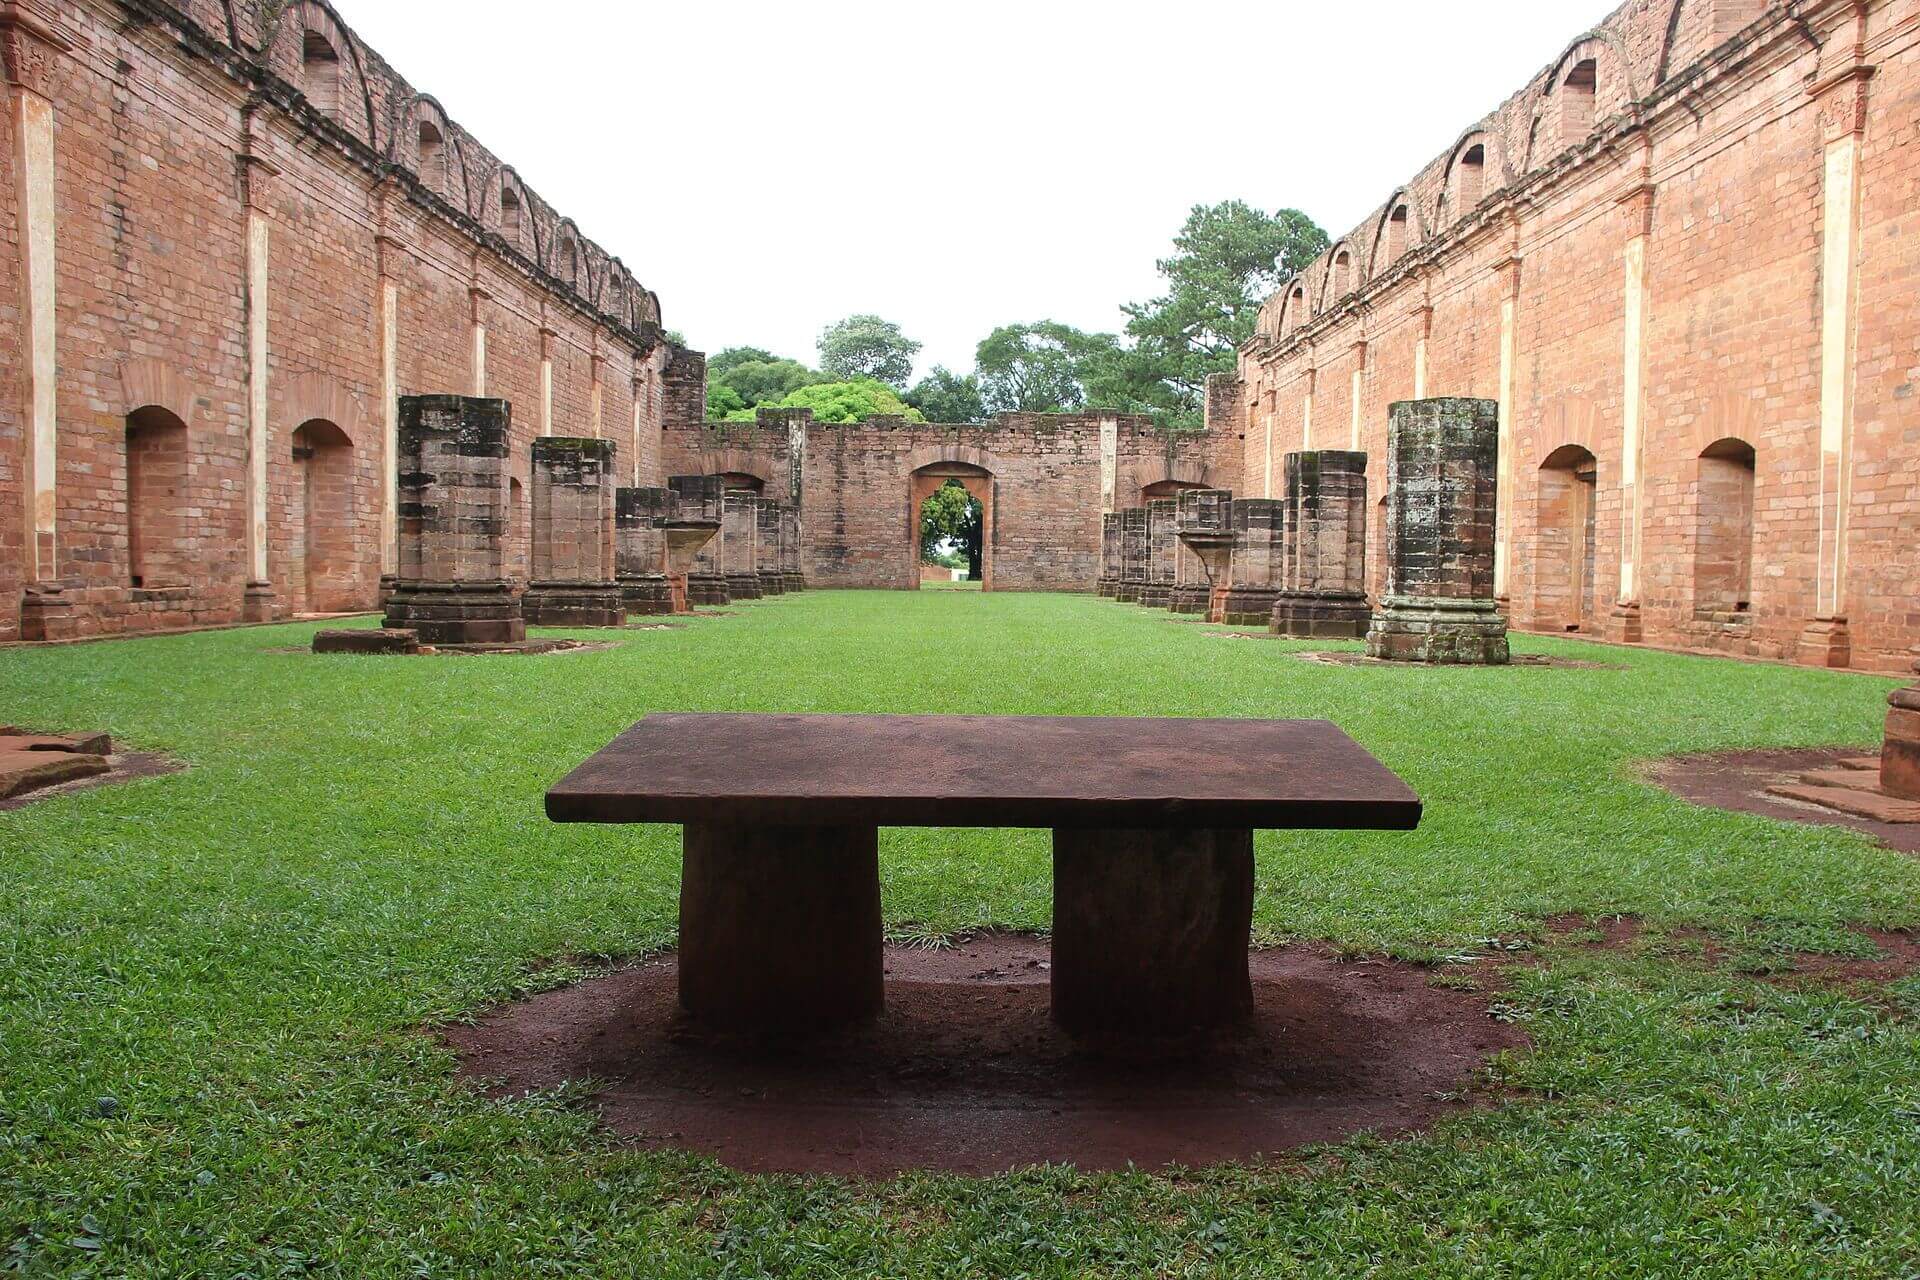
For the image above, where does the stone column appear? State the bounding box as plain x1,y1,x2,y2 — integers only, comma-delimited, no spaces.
1884,651,1920,801
781,503,805,591
523,437,622,628
1138,498,1177,608
756,498,786,596
1799,64,1871,669
1222,498,1284,625
1175,488,1235,622
721,492,762,601
668,474,725,610
1608,175,1654,645
1367,398,1509,664
1271,450,1370,639
383,396,525,645
1096,512,1119,596
1115,507,1147,602
239,106,275,622
615,486,673,615
7,6,74,640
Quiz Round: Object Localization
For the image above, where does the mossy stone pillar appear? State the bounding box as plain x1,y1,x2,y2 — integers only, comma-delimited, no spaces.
1271,450,1371,639
383,395,525,645
1366,398,1509,664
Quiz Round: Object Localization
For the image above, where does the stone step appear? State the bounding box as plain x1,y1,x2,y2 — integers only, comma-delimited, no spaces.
1836,756,1881,772
1797,767,1881,791
1766,782,1920,824
0,750,111,800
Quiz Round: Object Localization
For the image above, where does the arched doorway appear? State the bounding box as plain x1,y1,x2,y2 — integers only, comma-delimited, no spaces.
290,419,355,613
910,462,991,589
125,405,190,591
714,471,764,494
507,476,528,588
1694,437,1756,621
1535,444,1598,631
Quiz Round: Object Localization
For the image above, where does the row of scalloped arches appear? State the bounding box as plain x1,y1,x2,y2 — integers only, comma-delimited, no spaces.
1264,0,1786,339
190,0,660,337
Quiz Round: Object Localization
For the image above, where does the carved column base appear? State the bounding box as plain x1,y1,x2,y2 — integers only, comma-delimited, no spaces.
1367,598,1511,665
242,581,277,623
384,580,526,645
19,580,81,642
1883,652,1920,800
725,572,763,601
757,571,786,596
1136,584,1172,608
1796,616,1852,668
1604,600,1644,645
1168,585,1209,615
1220,587,1282,627
1271,591,1372,640
687,574,730,607
523,581,625,628
620,574,675,616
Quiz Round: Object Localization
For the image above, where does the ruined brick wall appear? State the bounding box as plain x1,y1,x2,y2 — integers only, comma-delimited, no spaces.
1236,0,1920,672
661,409,1237,592
0,0,670,640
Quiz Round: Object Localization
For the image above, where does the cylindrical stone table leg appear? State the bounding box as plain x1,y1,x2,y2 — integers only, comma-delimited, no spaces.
1050,827,1254,1038
679,822,883,1032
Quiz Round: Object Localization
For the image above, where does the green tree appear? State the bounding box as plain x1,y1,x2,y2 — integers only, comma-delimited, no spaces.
817,314,921,387
707,346,778,377
905,366,986,424
717,357,821,408
975,321,1115,414
722,378,924,425
1109,201,1329,428
919,480,982,579
704,382,748,420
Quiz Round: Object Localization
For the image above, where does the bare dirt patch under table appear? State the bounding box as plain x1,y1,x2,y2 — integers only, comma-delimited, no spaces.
446,934,1525,1177
1643,747,1920,854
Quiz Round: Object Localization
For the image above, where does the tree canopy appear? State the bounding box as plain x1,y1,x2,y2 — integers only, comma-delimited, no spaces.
975,322,1115,414
817,315,921,387
1103,201,1329,427
719,377,924,425
905,366,987,424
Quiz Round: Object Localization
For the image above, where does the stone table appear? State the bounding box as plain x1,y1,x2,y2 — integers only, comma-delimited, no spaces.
547,714,1421,1038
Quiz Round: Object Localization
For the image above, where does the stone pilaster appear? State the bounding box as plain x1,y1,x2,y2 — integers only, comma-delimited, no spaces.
1271,450,1370,639
1367,398,1509,664
383,396,525,645
1115,507,1147,603
1222,499,1284,626
781,503,805,591
523,436,622,628
756,498,786,596
722,492,762,601
1097,512,1120,596
615,486,673,615
1175,489,1235,622
669,474,726,609
1138,498,1177,609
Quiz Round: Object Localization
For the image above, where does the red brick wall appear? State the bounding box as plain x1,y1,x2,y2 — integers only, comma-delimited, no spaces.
1236,0,1920,672
0,0,669,640
665,410,1239,592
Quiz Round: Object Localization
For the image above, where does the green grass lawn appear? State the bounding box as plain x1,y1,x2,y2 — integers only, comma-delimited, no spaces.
3,590,1917,1277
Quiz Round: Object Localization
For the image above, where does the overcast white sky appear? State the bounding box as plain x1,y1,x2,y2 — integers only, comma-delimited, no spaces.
340,0,1614,377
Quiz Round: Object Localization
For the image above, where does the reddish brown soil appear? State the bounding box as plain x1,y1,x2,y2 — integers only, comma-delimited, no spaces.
0,751,183,811
1642,748,1920,854
445,935,1526,1177
1544,912,1643,949
1757,929,1920,987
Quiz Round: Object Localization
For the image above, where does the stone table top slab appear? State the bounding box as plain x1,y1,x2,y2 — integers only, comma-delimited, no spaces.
547,714,1422,830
